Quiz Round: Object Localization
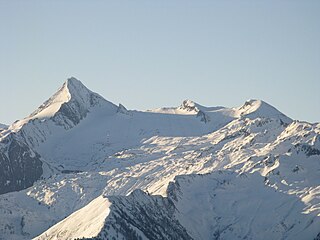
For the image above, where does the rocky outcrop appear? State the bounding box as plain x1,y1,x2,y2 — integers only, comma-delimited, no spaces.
0,133,42,194
87,190,192,240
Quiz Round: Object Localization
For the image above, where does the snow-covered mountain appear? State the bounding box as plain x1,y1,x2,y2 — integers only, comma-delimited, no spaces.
0,78,319,240
0,78,118,194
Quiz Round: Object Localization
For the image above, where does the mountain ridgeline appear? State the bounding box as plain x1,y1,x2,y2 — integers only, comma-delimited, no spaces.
0,78,319,240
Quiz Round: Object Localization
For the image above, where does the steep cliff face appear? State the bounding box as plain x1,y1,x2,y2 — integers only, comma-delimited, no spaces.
0,133,42,194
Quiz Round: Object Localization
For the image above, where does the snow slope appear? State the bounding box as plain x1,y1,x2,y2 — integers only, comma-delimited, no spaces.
234,99,292,124
38,170,320,240
3,79,240,173
35,196,111,240
0,78,319,240
31,118,320,240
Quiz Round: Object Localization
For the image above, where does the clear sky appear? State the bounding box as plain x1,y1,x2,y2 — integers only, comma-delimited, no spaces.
0,0,319,124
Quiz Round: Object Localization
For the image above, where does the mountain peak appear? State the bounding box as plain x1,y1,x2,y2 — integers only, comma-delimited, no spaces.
178,100,225,113
26,78,117,126
65,77,87,93
178,99,201,113
238,99,264,112
63,77,95,103
236,99,292,123
66,76,80,83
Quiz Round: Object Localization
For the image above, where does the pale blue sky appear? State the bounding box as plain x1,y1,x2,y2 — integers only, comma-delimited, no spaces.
1,0,319,124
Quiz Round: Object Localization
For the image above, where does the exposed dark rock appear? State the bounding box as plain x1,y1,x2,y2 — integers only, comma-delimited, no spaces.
0,133,43,195
196,110,210,123
295,143,320,156
87,190,192,240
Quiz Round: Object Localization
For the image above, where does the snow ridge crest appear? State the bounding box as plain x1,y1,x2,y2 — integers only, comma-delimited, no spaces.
26,77,117,128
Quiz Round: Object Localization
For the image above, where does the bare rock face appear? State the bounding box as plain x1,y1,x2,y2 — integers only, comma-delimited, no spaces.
0,133,42,194
196,110,210,123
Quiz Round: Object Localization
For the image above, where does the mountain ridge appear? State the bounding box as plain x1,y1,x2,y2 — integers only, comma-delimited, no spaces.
0,78,319,240
23,77,118,128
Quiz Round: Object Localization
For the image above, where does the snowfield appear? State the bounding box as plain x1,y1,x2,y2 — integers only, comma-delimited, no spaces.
0,78,319,240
